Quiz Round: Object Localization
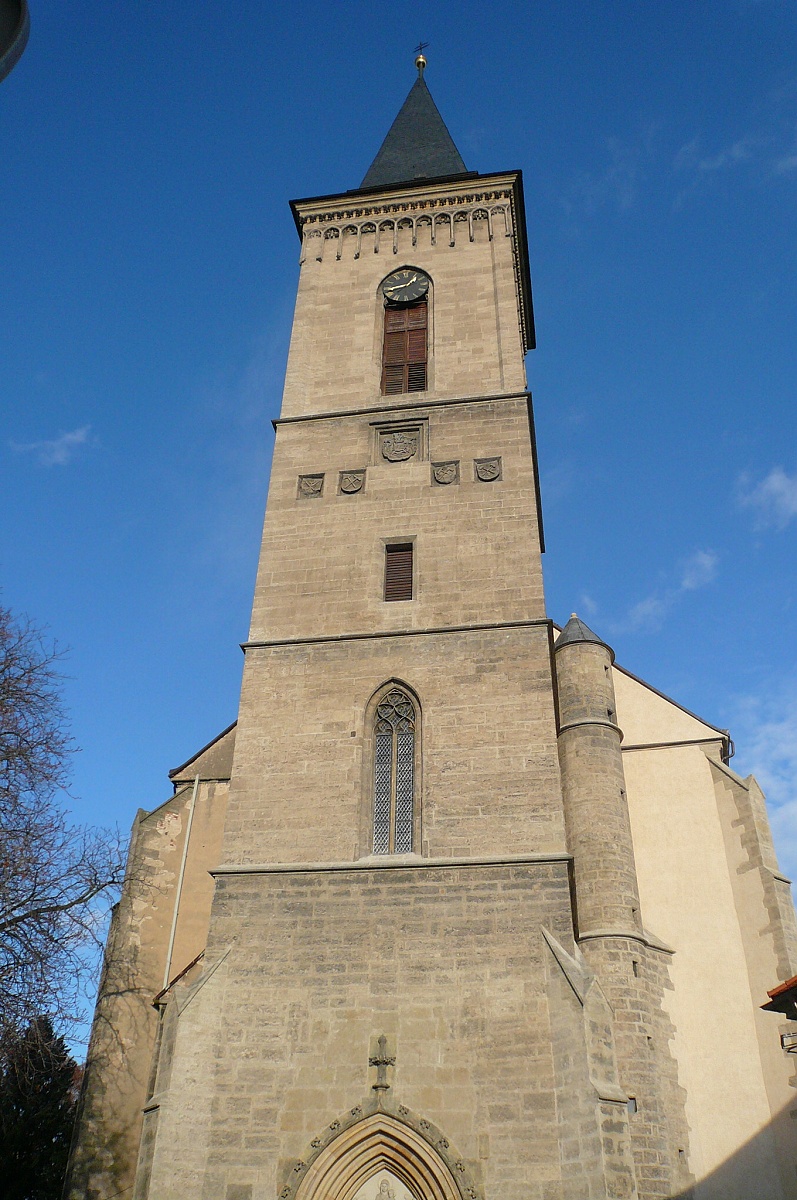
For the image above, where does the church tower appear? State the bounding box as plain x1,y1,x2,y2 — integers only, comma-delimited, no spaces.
66,58,797,1200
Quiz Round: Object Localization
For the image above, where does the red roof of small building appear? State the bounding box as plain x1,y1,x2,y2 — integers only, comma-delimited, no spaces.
762,974,797,1015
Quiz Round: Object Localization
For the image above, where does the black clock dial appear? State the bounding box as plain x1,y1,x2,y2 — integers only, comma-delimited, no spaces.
383,269,429,304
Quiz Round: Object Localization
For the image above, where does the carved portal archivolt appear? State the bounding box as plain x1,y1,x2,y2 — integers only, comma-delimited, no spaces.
285,1109,481,1200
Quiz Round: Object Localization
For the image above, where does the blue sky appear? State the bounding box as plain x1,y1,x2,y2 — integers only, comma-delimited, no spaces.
2,2,796,892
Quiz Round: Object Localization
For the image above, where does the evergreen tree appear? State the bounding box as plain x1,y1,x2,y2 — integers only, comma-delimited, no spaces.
0,1017,79,1200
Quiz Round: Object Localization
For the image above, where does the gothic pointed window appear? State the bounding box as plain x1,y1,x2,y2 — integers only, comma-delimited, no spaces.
372,689,416,854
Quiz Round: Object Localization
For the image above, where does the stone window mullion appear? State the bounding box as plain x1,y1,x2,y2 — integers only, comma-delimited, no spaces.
372,689,416,855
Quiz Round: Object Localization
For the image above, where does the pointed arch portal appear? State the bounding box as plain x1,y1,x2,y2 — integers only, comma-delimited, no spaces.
293,1113,463,1200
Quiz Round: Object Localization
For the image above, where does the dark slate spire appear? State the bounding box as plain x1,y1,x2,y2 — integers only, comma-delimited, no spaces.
361,58,468,190
554,613,615,661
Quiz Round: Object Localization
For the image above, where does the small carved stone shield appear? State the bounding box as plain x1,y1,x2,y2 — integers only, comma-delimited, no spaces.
381,430,418,462
432,461,458,486
475,457,501,482
340,471,364,494
298,474,324,497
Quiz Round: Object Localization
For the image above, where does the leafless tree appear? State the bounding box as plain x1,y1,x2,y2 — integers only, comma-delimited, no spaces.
0,605,125,1039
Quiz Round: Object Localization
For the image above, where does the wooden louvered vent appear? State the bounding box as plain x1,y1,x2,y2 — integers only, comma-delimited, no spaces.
384,543,413,601
382,301,427,395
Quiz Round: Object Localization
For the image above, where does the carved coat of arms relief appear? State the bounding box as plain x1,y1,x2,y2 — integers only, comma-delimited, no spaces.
340,471,365,494
381,430,419,463
474,457,501,482
432,461,459,486
298,474,324,497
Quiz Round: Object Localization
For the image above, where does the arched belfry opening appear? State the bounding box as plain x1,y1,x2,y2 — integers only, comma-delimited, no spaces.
292,1113,463,1200
379,267,430,395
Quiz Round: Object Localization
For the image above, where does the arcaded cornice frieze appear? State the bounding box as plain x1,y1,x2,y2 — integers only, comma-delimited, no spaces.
297,189,514,260
293,173,531,353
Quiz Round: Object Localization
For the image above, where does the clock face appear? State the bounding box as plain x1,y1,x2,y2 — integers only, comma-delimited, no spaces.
383,269,429,304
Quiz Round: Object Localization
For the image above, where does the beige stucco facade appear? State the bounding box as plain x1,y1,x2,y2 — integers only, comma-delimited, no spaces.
616,668,797,1197
65,84,797,1200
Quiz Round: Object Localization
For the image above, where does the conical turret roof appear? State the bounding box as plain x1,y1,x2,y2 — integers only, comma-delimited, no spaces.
360,72,469,190
554,614,615,660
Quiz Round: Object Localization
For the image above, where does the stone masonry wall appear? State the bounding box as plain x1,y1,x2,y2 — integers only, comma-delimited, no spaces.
222,625,564,867
283,176,527,417
249,396,545,644
142,860,577,1200
64,779,230,1200
579,938,693,1200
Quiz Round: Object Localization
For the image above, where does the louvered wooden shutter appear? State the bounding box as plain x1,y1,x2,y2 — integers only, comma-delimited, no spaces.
381,300,427,395
384,543,413,601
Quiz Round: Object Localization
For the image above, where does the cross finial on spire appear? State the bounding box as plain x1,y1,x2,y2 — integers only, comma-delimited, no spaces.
414,41,429,75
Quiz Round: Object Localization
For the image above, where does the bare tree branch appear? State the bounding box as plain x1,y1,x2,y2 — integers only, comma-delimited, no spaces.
0,605,124,1040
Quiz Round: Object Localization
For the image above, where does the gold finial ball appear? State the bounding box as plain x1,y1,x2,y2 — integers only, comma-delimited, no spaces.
415,53,427,73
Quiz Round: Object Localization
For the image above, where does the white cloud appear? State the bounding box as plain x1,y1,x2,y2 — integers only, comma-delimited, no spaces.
11,424,93,467
562,129,659,217
680,549,719,591
772,113,797,174
578,592,599,619
673,105,797,200
615,549,719,633
739,466,797,529
775,152,797,175
733,687,797,881
626,592,668,632
770,800,797,885
539,462,574,507
697,134,762,173
673,136,701,174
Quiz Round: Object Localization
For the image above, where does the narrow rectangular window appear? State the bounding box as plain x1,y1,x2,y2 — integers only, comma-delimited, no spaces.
384,543,413,601
381,300,427,395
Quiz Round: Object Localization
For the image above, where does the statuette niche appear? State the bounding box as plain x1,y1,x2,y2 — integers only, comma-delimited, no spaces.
353,1172,413,1200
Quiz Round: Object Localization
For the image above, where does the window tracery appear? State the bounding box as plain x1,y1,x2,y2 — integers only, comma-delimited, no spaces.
373,689,416,854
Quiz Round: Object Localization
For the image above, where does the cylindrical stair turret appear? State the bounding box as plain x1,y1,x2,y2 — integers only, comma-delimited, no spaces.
554,613,642,939
554,616,692,1199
